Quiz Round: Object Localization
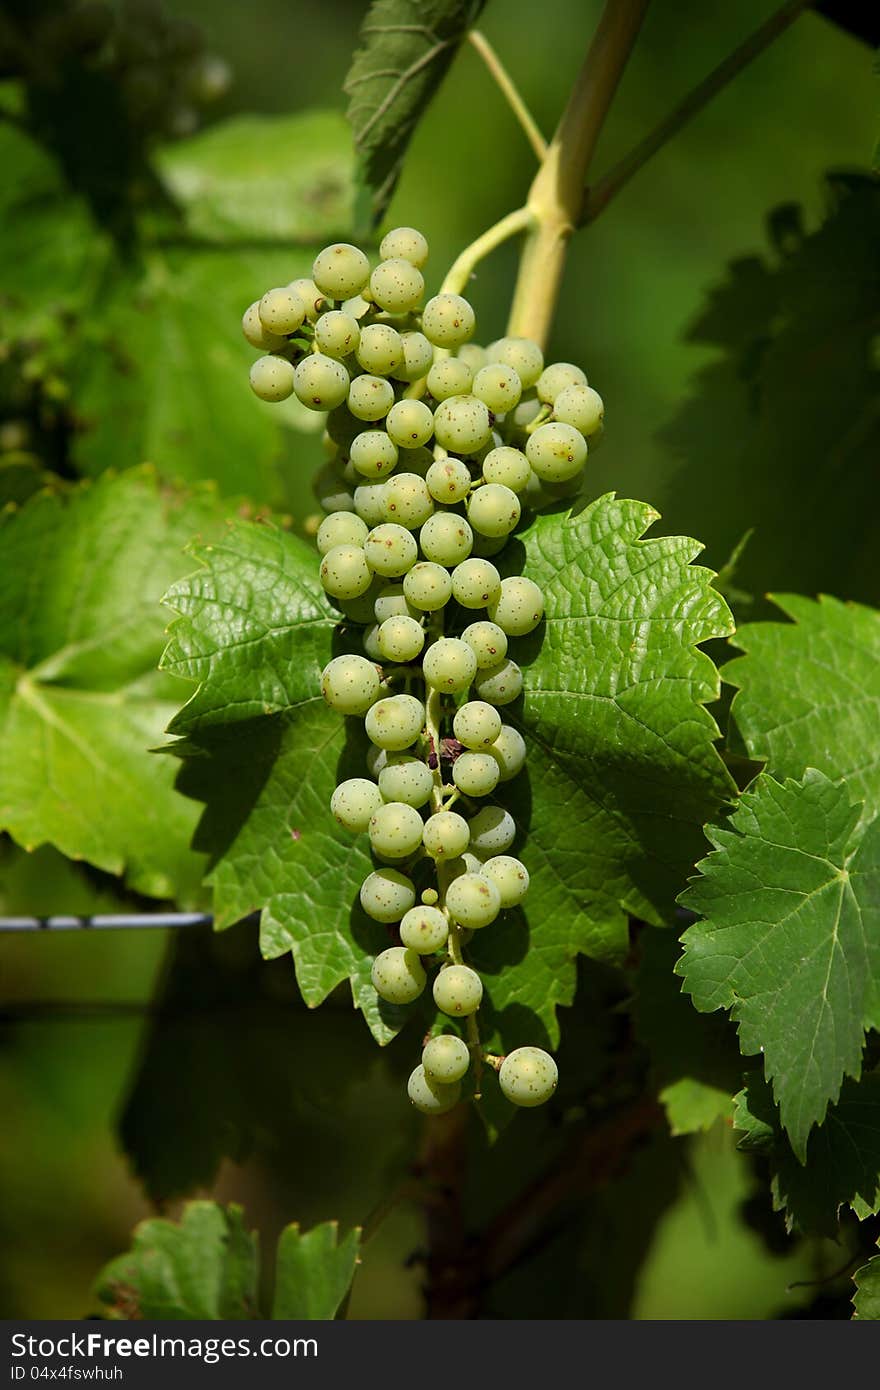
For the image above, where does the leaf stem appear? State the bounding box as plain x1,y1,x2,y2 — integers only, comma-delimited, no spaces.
468,30,548,162
439,205,536,298
585,0,812,224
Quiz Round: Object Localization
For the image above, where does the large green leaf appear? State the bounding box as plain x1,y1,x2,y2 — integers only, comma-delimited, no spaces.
679,770,880,1161
344,0,486,226
272,1222,361,1320
0,467,227,899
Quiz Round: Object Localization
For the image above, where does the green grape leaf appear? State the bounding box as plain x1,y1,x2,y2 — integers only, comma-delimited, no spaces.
344,0,486,226
679,770,880,1161
157,111,354,243
734,1073,880,1236
726,594,880,828
272,1222,361,1320
853,1247,880,1319
95,1202,259,1320
0,466,226,899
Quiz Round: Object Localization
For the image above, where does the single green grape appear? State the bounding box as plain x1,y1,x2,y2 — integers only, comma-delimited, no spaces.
377,614,425,662
350,430,399,479
487,576,545,636
453,700,502,749
319,543,372,600
316,511,368,555
473,363,522,414
467,483,521,538
371,946,426,1003
457,343,488,373
312,242,371,299
553,383,604,436
364,693,425,751
360,868,416,922
422,637,478,693
348,374,395,422
379,226,429,268
419,512,473,566
446,872,501,928
422,293,476,349
340,293,371,320
259,286,305,335
499,1047,558,1107
425,457,472,505
433,396,492,454
354,480,390,526
407,1064,460,1114
249,355,295,402
536,361,587,404
482,855,529,907
426,358,474,401
460,621,508,668
392,331,434,383
421,887,439,906
330,778,383,833
433,964,483,1016
525,421,587,482
473,657,523,705
374,582,415,622
337,578,382,625
288,277,327,321
482,445,531,493
362,622,384,661
423,810,470,861
398,446,434,478
400,905,448,953
382,472,434,529
314,464,355,515
508,393,545,433
452,752,500,797
423,1034,470,1084
320,654,380,715
294,354,350,411
369,801,425,859
242,301,286,352
326,405,361,447
364,522,418,578
369,257,425,314
403,561,454,612
487,337,544,389
468,805,516,857
385,399,434,449
356,323,404,376
490,725,526,781
378,756,433,808
314,310,361,359
451,557,502,610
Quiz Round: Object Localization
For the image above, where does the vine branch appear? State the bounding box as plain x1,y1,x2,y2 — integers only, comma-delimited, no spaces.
468,30,548,162
439,205,535,297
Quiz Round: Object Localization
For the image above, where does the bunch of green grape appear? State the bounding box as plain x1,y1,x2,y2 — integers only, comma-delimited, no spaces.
243,229,604,1117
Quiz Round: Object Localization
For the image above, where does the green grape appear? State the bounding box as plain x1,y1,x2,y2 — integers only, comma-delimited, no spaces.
259,286,305,335
487,576,545,636
249,355,295,402
446,872,501,928
321,654,380,715
340,293,371,320
371,946,426,1003
313,310,360,359
482,855,529,907
348,374,395,422
350,430,399,479
556,386,603,440
369,802,425,859
482,445,531,493
460,620,508,668
423,1034,470,1084
242,302,286,352
377,614,425,662
468,805,516,857
382,472,434,529
421,887,439,906
385,399,434,450
467,483,521,538
487,337,544,389
426,358,474,401
457,343,488,373
330,778,383,833
422,293,476,349
379,226,429,268
452,752,500,797
378,756,433,808
374,583,414,622
407,1065,460,1114
337,578,382,625
525,422,587,482
425,457,472,504
360,868,416,922
362,622,383,661
364,522,418,578
499,1046,558,1107
451,558,502,610
453,700,502,749
473,363,522,414
366,744,388,779
398,446,434,479
369,258,425,314
312,242,371,299
326,405,361,447
400,905,448,953
433,396,492,454
392,331,434,383
536,361,588,404
403,561,453,612
490,725,526,780
508,393,545,432
422,637,478,693
294,354,350,411
319,544,372,600
419,512,473,566
353,482,388,526
471,531,510,559
473,658,523,705
316,511,368,555
314,464,355,515
423,810,470,861
288,277,327,321
356,323,404,376
433,964,483,1016
365,694,425,751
